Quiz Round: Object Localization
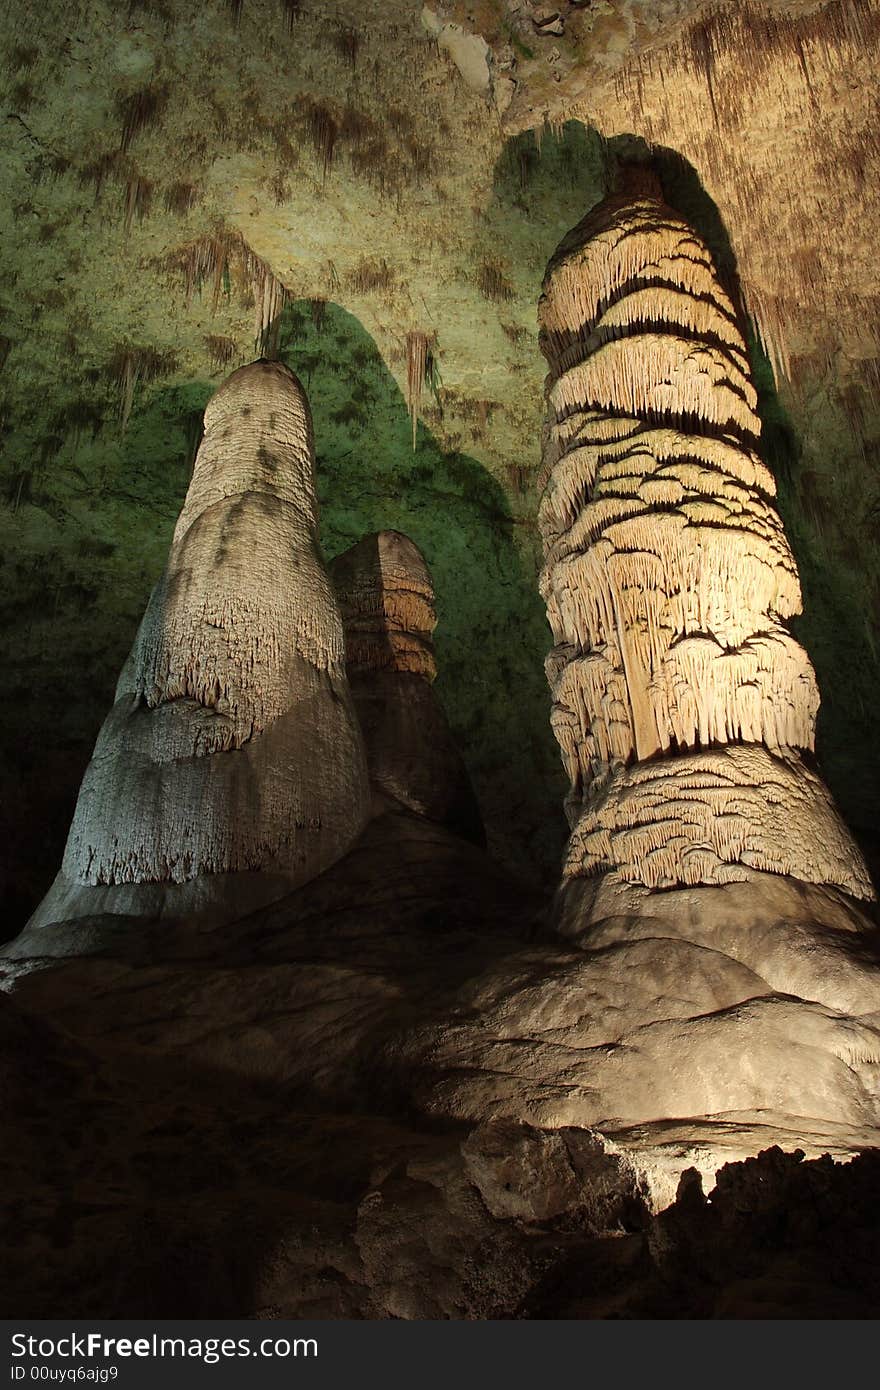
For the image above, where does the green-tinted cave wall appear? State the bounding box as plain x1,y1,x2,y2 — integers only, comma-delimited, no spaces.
0,381,211,925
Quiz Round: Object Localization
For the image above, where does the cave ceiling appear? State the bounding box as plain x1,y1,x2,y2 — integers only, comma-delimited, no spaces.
2,0,880,922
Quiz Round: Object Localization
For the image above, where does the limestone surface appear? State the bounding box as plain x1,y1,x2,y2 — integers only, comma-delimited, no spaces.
8,955,880,1319
4,809,880,1235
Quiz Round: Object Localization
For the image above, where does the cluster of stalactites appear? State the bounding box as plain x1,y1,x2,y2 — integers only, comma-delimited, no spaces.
331,530,438,681
538,179,873,899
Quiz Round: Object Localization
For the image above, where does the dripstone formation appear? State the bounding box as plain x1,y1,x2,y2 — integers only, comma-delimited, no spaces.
539,170,873,906
330,530,484,844
531,172,880,1129
16,360,370,948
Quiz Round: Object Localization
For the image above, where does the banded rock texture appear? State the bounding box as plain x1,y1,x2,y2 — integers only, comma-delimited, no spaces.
15,360,370,950
539,174,873,904
331,531,484,845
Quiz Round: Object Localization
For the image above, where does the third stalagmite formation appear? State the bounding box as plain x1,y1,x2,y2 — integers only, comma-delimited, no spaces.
330,530,484,845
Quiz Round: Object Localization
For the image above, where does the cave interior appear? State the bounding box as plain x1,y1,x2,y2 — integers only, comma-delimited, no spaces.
2,0,880,1321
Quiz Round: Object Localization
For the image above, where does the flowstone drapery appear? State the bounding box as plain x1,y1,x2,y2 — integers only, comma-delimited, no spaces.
18,360,370,945
330,530,484,844
538,171,874,910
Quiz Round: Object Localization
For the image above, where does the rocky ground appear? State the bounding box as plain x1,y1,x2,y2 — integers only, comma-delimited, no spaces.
4,811,879,1319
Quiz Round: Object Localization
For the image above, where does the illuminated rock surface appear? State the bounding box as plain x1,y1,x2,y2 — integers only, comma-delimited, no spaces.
4,813,880,1317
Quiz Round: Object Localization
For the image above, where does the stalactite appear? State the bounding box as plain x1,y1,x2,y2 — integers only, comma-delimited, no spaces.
106,343,177,432
477,259,515,302
539,179,874,901
122,175,152,234
405,330,434,449
165,229,288,350
349,257,394,295
116,84,167,154
332,28,359,69
306,101,337,180
204,334,237,372
163,181,201,216
280,0,300,33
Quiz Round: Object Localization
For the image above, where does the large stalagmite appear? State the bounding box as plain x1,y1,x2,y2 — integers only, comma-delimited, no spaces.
15,360,370,949
539,170,874,909
330,530,484,845
532,169,880,1132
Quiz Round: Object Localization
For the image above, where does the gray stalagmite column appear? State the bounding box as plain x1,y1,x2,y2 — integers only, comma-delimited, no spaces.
16,360,370,950
330,530,484,845
539,170,880,1005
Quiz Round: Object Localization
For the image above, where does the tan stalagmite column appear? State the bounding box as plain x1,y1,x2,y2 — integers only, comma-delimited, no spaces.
330,530,484,845
539,171,875,921
17,360,370,948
